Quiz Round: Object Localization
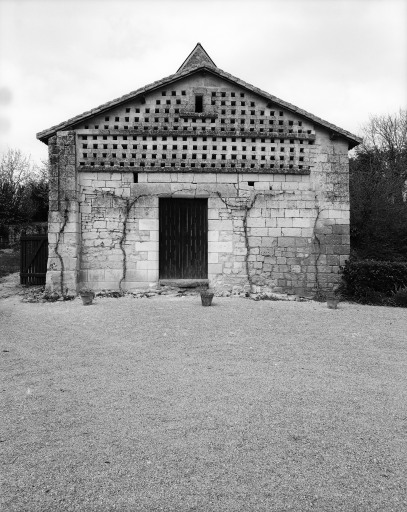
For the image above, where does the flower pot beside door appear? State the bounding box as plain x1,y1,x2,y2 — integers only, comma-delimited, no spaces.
200,289,214,306
79,288,95,306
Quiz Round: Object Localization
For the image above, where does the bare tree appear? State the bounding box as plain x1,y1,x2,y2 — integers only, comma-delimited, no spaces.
350,109,407,260
0,149,48,226
362,109,407,157
360,109,407,200
0,149,32,187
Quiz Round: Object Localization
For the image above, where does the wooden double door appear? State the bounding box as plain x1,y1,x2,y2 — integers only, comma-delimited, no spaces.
159,198,208,279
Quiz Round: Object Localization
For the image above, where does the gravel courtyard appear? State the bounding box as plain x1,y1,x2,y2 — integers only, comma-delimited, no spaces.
1,293,407,511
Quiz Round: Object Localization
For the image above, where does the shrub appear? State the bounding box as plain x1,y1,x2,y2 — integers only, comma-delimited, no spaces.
340,260,407,304
393,286,407,307
79,287,94,296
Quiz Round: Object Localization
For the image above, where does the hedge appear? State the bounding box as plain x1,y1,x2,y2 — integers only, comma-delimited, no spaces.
340,260,407,303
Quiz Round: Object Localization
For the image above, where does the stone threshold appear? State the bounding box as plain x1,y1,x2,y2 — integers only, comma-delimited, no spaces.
159,279,209,289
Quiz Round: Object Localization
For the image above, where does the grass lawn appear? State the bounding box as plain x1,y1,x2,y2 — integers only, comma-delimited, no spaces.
1,296,407,511
0,248,20,279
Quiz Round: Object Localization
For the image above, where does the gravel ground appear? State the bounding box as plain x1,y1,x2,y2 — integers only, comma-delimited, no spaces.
0,273,23,299
0,248,20,279
1,292,407,512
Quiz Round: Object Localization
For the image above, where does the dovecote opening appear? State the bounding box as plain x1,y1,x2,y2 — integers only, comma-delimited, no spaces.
195,95,203,113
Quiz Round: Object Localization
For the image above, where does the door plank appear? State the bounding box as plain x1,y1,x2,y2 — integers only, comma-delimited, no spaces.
159,198,208,279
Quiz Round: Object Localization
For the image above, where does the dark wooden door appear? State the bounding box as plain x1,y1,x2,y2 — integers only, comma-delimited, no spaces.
159,198,208,279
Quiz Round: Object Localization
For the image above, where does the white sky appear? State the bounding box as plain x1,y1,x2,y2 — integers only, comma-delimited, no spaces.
0,0,406,164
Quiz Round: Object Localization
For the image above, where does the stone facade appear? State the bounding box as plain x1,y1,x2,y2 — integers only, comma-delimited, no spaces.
37,44,360,297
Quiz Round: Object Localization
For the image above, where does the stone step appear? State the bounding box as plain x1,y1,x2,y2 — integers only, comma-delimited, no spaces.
159,279,209,289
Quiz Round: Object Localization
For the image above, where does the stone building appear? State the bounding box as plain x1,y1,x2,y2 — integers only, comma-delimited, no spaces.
37,43,361,297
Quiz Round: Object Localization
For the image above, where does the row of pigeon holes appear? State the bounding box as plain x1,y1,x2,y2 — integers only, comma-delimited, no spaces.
84,112,297,123
81,89,259,125
79,161,308,170
86,117,309,127
78,135,312,170
98,126,309,135
86,117,306,126
79,134,312,157
81,89,312,134
83,119,311,135
79,139,311,154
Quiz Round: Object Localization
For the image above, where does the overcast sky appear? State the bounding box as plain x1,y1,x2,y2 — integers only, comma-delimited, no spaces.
0,0,406,164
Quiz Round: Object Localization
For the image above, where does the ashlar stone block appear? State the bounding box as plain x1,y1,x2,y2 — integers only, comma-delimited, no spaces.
139,218,159,231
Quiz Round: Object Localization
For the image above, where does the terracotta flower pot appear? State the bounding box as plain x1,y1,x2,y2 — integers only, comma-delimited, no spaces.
80,292,94,306
326,297,339,309
200,290,214,307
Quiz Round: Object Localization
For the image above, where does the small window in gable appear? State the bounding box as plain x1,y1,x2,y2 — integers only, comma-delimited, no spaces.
195,95,203,113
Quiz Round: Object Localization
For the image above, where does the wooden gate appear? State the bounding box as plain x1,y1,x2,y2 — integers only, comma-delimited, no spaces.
0,225,9,249
159,198,208,279
20,235,48,285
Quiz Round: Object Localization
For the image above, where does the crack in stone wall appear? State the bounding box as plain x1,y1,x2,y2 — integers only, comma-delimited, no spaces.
311,203,324,298
214,192,258,292
53,201,70,297
96,190,153,293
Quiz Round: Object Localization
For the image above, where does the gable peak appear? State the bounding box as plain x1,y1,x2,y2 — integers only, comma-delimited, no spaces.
177,43,216,73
